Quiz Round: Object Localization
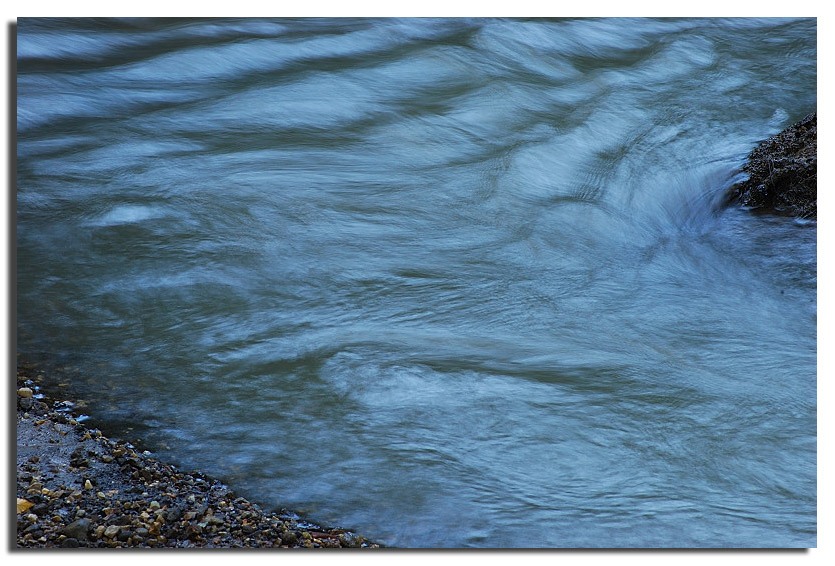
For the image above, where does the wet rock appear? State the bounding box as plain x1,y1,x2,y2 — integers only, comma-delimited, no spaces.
61,537,80,548
62,518,91,541
103,525,121,539
281,531,299,546
30,503,50,516
70,447,89,469
165,505,185,522
727,113,816,219
339,532,363,547
185,523,202,540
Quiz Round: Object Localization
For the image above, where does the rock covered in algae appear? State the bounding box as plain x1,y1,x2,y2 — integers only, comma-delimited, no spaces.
728,113,816,219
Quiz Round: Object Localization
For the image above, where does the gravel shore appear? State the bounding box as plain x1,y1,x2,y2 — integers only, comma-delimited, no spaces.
15,363,380,549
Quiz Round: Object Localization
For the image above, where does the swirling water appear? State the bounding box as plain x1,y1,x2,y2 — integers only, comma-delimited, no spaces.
16,18,816,547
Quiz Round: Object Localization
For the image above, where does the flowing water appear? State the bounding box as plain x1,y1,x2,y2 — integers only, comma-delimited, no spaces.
16,17,816,548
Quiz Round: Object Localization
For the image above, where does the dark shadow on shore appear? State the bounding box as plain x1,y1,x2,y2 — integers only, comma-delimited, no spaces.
7,20,18,551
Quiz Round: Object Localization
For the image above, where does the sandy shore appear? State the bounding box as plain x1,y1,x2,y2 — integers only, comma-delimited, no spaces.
15,363,380,549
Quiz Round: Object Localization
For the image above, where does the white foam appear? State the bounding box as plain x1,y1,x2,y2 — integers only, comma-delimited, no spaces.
93,205,164,226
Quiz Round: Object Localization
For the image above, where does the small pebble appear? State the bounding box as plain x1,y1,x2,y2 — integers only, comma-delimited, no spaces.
104,525,121,539
61,518,91,541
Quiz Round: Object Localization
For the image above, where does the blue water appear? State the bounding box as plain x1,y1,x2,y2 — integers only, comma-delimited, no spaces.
17,17,816,547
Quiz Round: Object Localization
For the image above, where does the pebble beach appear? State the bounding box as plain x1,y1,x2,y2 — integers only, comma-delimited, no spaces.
15,363,380,549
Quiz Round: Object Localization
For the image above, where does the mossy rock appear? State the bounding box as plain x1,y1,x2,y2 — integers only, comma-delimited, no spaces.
728,113,816,219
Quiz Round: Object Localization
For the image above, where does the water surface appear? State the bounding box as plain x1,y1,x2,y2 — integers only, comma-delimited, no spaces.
17,17,816,547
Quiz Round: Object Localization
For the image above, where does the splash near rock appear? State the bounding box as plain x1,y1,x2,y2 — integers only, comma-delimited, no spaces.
728,113,816,219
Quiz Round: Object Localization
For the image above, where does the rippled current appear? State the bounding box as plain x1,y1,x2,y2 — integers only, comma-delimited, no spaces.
16,18,816,547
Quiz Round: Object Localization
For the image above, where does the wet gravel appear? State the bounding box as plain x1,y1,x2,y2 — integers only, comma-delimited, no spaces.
16,365,380,549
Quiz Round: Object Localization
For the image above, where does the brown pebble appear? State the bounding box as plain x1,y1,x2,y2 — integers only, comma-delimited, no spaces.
103,525,121,539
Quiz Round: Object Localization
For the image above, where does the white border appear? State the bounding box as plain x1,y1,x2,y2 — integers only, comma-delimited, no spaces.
3,6,828,566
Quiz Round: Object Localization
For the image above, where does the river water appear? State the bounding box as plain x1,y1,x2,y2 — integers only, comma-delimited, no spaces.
16,17,816,548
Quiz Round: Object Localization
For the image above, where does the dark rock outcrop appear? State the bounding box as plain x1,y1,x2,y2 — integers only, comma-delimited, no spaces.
727,113,816,219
